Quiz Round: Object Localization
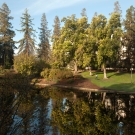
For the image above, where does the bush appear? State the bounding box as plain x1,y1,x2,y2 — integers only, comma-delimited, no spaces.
40,68,50,79
49,69,59,80
35,60,50,77
40,68,73,81
14,54,37,76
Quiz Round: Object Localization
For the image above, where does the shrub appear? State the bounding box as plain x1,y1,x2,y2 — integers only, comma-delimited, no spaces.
14,54,37,76
40,68,50,79
35,60,50,77
63,69,73,78
49,69,60,80
40,68,73,81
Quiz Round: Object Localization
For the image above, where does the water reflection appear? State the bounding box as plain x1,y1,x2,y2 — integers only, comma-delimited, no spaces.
50,88,135,135
0,83,135,135
13,89,50,135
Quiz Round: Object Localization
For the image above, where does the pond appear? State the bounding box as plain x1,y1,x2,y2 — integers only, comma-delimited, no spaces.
0,86,135,135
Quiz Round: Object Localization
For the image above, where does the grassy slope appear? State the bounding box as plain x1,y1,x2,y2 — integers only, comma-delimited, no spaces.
81,71,135,92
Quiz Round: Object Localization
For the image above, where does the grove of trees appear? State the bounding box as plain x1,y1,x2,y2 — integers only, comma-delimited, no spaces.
0,1,135,78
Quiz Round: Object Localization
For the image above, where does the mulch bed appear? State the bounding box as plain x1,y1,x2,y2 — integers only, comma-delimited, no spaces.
38,75,101,89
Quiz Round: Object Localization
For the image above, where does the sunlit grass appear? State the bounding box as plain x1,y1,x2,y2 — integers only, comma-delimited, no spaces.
81,71,135,92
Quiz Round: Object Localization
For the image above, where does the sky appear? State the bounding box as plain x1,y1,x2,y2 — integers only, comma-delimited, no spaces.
0,0,134,53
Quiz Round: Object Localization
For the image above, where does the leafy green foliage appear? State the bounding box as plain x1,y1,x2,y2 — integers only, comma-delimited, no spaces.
96,12,122,78
14,54,50,77
52,15,89,72
40,68,73,81
14,53,37,76
40,68,50,79
35,59,50,76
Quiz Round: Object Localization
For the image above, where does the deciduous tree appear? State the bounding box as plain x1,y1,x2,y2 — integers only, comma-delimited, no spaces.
97,12,122,79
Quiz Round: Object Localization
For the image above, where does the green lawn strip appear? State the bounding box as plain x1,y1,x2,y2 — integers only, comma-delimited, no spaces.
81,71,135,92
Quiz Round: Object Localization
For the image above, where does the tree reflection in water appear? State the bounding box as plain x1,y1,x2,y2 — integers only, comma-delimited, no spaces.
0,73,50,135
0,75,135,135
50,88,135,135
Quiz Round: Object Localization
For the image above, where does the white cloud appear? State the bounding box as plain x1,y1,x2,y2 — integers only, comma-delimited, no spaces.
27,0,88,15
13,0,109,16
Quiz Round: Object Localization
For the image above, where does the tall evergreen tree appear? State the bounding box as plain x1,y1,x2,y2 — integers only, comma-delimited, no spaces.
52,16,61,67
123,6,135,71
113,1,122,14
110,1,122,16
17,9,36,56
80,8,87,17
38,13,50,62
0,3,15,68
52,16,60,43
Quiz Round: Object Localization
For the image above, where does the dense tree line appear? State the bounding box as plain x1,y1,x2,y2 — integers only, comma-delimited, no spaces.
52,2,135,78
0,2,135,78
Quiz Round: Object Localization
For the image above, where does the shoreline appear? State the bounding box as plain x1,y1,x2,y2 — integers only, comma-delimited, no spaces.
35,83,135,94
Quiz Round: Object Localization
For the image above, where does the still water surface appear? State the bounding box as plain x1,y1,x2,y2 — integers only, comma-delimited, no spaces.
1,87,135,135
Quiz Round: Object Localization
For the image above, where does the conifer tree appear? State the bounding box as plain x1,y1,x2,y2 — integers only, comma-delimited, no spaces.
17,9,36,56
81,8,87,17
38,13,50,62
114,1,122,14
52,16,60,43
123,6,135,71
52,16,61,66
0,3,15,68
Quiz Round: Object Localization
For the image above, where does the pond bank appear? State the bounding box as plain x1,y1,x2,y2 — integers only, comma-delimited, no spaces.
35,83,135,94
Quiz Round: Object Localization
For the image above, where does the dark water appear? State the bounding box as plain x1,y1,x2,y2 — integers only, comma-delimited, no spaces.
0,86,135,135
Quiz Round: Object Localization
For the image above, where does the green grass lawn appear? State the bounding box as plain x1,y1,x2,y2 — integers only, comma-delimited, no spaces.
81,71,135,92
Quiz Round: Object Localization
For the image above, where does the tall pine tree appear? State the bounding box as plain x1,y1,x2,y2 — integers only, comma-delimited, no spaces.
38,13,50,62
0,3,15,68
17,9,36,56
52,16,61,67
80,8,87,18
123,6,135,71
52,16,60,43
113,1,122,14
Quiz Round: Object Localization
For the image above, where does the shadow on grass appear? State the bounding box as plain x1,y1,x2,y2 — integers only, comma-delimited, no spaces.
107,72,118,78
91,71,120,79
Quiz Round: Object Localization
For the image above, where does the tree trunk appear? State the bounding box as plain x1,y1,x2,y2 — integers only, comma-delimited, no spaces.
102,92,106,103
103,63,107,79
89,66,92,76
74,60,78,75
